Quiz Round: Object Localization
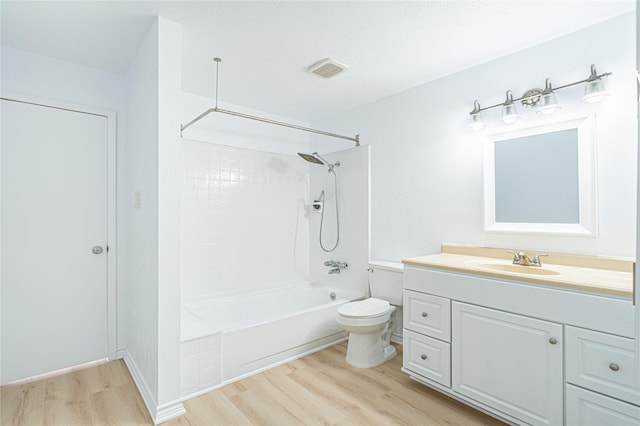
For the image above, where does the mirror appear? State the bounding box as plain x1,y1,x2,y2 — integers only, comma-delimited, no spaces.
484,115,597,236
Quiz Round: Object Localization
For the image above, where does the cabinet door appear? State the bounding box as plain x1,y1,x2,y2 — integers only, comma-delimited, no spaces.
452,302,563,426
566,384,640,426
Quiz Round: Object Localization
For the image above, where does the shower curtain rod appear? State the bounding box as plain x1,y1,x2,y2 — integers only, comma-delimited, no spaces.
181,107,360,146
180,57,360,146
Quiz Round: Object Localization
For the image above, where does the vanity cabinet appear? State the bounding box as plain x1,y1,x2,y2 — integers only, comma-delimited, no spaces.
402,264,638,426
452,302,563,425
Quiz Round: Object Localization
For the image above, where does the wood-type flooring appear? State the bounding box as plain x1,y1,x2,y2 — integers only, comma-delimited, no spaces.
1,343,505,425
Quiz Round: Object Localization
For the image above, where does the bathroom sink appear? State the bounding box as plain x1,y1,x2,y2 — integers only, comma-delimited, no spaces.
472,262,561,276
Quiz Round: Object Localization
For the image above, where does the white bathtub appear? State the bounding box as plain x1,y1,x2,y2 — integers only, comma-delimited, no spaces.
180,283,362,399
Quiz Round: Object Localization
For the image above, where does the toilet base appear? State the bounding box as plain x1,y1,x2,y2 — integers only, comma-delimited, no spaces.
344,332,397,368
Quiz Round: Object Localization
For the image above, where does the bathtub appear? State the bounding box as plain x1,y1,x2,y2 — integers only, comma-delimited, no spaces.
180,283,362,399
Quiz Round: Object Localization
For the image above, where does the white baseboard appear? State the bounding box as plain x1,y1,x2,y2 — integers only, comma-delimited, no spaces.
154,400,187,425
120,348,186,425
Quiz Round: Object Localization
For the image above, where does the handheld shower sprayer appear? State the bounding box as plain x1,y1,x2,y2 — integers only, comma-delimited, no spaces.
297,151,341,252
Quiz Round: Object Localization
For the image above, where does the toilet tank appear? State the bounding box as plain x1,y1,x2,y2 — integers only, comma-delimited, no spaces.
368,260,403,306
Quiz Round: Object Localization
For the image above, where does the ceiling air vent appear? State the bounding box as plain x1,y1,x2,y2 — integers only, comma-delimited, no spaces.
307,58,348,79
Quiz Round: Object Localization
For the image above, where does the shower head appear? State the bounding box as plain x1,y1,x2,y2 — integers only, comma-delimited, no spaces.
297,152,340,172
297,152,325,165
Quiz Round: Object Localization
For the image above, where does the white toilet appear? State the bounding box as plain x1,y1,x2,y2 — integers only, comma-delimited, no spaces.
336,260,403,368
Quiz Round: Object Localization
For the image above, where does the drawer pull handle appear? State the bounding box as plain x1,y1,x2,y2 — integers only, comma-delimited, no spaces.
548,337,557,345
420,354,428,360
421,312,428,318
609,363,620,372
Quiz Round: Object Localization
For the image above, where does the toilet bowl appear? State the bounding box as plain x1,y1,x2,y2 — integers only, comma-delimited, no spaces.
336,260,403,368
337,298,397,368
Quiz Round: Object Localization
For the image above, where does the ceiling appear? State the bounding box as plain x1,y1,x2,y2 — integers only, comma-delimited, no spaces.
1,1,635,121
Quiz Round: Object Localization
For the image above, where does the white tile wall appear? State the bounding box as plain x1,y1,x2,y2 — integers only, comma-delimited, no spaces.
181,139,310,302
180,334,222,398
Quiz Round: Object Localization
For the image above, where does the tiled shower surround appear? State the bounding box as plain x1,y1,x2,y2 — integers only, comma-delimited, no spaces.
181,139,310,302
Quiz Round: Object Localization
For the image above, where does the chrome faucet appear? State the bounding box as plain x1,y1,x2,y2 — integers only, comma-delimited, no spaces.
507,251,548,267
324,260,348,274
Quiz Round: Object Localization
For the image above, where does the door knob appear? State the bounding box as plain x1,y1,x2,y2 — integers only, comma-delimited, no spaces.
92,246,104,255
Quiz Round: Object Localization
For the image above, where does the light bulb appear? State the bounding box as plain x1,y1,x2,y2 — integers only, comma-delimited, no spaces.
501,90,520,124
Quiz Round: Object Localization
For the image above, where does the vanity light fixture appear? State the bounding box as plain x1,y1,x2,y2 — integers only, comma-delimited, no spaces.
468,100,486,131
537,78,562,115
500,90,520,124
582,64,610,103
468,64,611,131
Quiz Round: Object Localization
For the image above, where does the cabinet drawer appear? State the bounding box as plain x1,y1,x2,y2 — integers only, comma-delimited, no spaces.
566,384,640,426
566,326,640,406
404,290,451,342
403,329,451,387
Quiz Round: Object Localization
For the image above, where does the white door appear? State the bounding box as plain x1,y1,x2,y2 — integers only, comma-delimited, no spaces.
1,99,109,383
452,301,563,426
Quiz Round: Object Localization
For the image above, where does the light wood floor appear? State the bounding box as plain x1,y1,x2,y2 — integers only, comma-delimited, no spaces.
1,343,505,425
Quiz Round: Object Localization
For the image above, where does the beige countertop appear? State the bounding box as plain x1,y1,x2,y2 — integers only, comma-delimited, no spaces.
402,244,634,298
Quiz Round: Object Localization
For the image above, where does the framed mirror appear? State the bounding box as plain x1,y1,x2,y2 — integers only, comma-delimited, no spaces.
483,115,597,236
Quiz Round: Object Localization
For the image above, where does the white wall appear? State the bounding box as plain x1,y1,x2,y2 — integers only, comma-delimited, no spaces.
308,146,370,298
634,2,639,349
156,17,183,412
124,17,183,422
0,46,129,349
124,15,161,408
314,12,637,261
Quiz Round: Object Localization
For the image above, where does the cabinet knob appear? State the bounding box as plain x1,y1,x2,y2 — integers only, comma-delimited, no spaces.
421,312,428,318
420,354,428,360
548,337,557,345
609,363,620,372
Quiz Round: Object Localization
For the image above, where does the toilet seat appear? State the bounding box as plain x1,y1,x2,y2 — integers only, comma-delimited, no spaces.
338,298,390,319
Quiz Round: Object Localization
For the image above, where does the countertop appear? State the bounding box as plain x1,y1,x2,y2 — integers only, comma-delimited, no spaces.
402,244,634,298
